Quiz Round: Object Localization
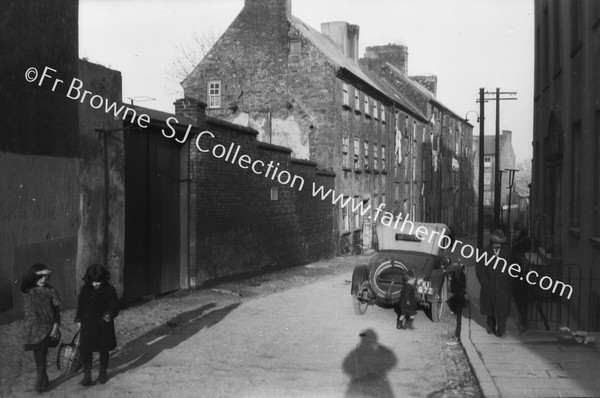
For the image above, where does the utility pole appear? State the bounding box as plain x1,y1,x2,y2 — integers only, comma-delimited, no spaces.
478,89,517,231
477,88,485,249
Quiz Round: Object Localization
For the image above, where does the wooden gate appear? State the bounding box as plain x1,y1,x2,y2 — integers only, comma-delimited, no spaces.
123,127,181,303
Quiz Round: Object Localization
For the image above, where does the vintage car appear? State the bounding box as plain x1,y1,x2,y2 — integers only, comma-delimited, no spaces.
351,222,452,322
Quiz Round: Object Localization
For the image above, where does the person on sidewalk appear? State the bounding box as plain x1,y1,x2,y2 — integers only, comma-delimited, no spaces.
447,259,467,340
75,264,120,386
20,263,61,393
476,229,516,337
396,271,417,330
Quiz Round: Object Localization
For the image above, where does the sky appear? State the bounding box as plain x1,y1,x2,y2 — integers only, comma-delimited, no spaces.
79,0,534,163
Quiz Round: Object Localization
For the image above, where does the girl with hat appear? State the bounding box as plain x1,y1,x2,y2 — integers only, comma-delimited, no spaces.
20,263,61,392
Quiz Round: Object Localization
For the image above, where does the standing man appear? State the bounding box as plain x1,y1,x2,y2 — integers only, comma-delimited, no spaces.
476,229,516,337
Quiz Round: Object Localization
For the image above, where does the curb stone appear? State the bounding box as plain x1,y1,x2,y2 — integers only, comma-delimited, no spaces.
460,307,501,398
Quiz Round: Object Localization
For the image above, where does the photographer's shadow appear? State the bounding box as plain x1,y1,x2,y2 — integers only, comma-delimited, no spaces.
342,329,397,398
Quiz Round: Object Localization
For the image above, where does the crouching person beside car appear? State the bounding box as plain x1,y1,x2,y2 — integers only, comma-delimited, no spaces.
75,264,120,386
396,271,418,329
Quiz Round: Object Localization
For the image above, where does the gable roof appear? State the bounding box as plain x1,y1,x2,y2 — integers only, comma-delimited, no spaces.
289,15,427,123
384,61,467,123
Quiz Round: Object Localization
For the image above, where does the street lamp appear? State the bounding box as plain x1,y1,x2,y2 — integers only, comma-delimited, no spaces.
465,110,480,123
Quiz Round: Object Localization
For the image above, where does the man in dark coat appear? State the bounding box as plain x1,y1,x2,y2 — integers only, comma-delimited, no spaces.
476,229,516,337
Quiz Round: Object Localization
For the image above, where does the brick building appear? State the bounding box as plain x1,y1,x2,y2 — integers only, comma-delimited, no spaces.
361,44,476,235
182,0,474,252
528,0,600,331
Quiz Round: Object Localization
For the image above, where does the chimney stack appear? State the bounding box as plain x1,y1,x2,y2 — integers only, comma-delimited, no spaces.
364,44,408,75
321,21,360,62
244,0,291,18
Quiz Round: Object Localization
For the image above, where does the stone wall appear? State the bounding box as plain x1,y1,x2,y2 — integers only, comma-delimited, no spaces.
177,99,336,287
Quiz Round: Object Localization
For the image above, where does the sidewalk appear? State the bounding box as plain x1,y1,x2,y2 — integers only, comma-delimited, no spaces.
458,236,600,398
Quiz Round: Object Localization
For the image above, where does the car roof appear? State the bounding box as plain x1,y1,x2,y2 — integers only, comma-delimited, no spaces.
376,221,450,255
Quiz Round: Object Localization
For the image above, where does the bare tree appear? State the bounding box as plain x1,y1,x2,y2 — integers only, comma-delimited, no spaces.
166,29,221,92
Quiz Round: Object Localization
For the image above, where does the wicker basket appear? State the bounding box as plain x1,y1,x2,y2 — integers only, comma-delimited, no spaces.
57,332,83,375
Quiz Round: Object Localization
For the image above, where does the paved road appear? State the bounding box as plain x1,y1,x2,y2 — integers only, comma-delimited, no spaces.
36,266,476,398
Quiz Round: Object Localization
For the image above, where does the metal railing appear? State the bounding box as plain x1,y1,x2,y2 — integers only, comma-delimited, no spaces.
512,213,599,331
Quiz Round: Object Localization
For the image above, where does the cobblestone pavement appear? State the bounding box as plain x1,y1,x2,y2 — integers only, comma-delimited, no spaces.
1,254,481,397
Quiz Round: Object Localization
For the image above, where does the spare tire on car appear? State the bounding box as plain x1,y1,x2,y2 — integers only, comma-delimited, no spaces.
368,259,408,302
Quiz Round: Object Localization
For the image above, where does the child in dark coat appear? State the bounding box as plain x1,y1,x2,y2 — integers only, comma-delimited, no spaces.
397,271,418,329
21,263,61,392
75,264,120,386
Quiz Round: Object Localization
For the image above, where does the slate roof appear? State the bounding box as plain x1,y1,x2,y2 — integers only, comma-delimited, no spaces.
384,62,467,123
289,15,428,122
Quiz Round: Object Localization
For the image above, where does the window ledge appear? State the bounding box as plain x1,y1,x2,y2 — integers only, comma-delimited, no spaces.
354,168,362,174
589,237,600,250
365,114,372,119
373,170,380,175
342,104,352,110
381,170,388,175
364,169,372,174
568,227,580,239
342,167,352,172
354,109,362,115
341,230,352,236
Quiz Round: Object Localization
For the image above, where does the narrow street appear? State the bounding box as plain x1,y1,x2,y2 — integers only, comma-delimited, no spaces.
21,256,479,398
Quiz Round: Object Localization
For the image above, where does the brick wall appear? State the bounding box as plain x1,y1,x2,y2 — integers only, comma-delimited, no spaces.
177,99,335,286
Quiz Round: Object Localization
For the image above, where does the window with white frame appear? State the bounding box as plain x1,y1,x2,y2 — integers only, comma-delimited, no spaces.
342,135,349,168
364,95,369,114
373,144,378,170
381,145,386,169
353,138,360,168
354,89,360,110
342,83,349,106
342,198,349,231
289,40,301,54
381,104,386,122
372,100,378,119
208,81,221,109
364,141,369,169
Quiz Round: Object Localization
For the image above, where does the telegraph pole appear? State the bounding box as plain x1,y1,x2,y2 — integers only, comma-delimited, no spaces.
479,89,517,231
477,88,485,249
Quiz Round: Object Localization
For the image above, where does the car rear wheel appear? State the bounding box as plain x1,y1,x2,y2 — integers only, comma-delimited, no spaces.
430,275,448,322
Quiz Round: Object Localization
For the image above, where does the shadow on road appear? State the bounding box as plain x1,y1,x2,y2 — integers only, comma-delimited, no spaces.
342,328,397,398
107,302,241,379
